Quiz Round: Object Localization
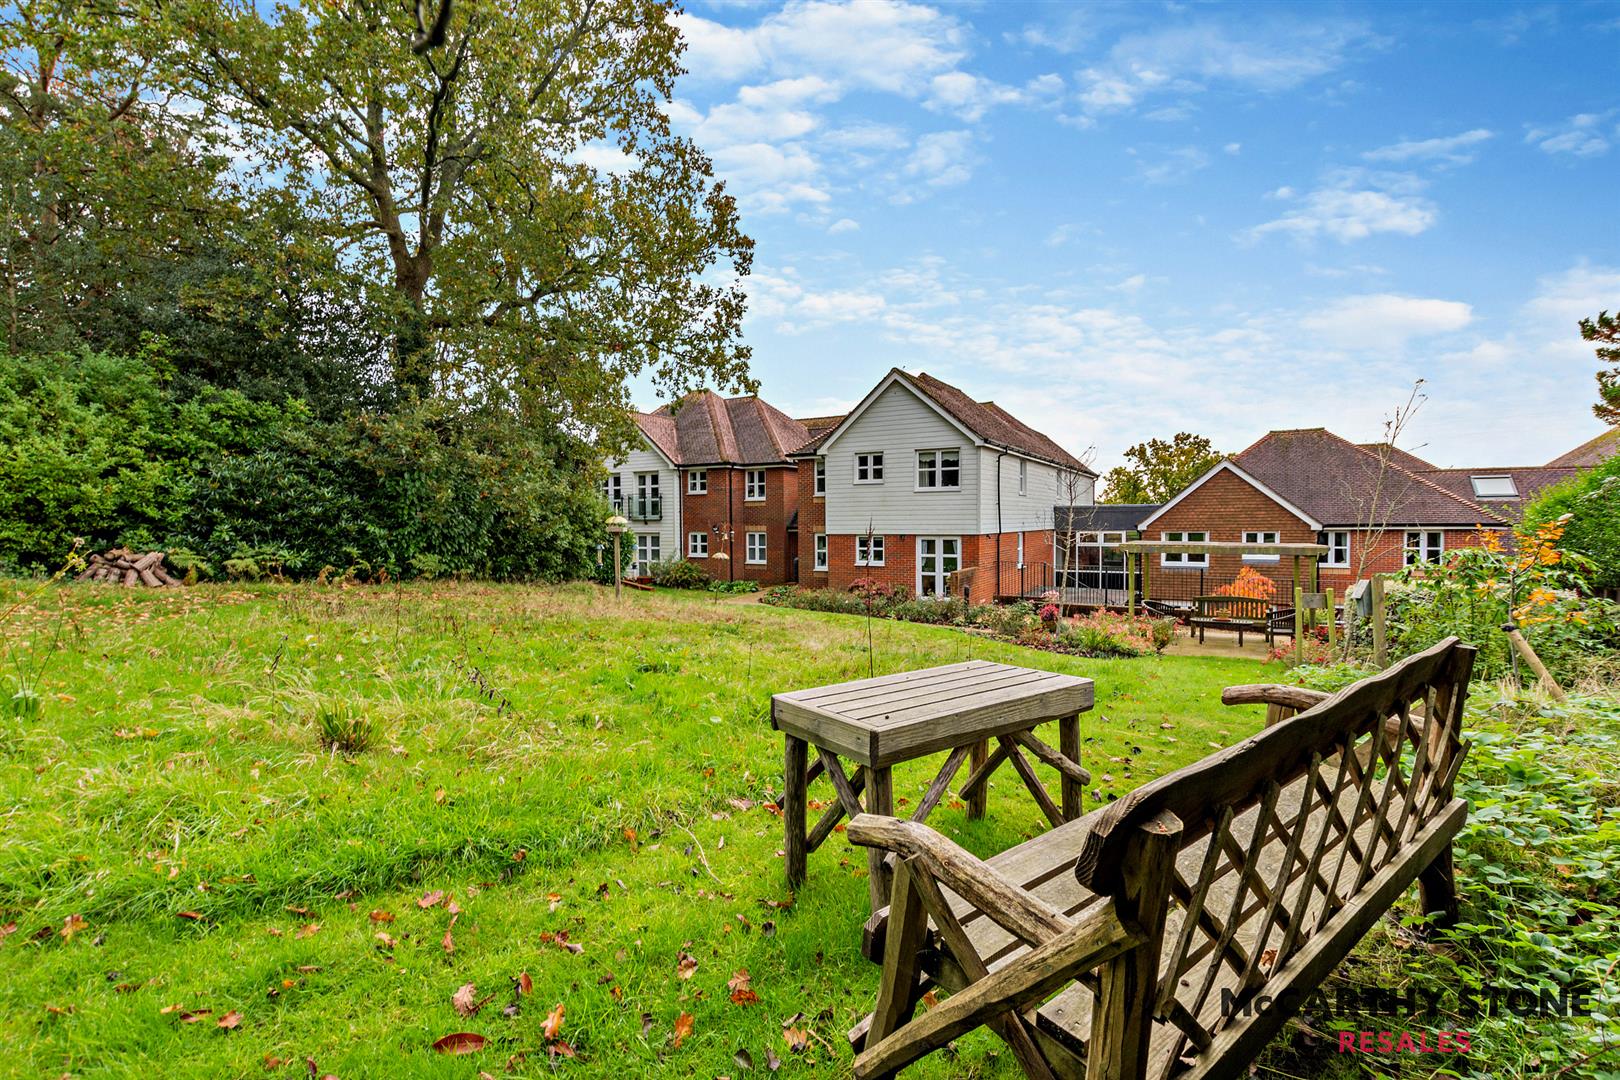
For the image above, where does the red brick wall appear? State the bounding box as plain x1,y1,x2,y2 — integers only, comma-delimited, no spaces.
680,466,799,585
794,459,828,585
1318,528,1500,592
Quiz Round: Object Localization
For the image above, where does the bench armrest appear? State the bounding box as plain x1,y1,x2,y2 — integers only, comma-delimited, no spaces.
846,813,1073,945
1220,684,1331,711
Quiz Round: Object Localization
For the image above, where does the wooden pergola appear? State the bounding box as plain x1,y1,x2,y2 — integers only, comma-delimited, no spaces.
1115,540,1332,662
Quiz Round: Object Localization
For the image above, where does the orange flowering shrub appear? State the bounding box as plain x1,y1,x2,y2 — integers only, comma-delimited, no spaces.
1214,566,1277,601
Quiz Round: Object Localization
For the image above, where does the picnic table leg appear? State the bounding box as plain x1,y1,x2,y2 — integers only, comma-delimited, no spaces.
966,739,989,820
784,734,808,890
866,765,895,910
1059,714,1083,820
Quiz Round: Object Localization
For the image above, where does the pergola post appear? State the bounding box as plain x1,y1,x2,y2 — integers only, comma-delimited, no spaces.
1126,552,1137,618
1292,555,1304,665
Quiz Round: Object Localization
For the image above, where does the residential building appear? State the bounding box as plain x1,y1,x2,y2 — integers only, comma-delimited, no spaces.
789,369,1095,596
604,392,810,583
1137,427,1578,600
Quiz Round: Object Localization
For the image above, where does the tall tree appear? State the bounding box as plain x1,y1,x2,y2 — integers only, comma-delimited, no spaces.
1100,432,1223,503
1581,309,1620,426
166,0,754,443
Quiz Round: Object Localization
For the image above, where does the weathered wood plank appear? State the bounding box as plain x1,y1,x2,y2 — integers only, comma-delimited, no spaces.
784,734,808,889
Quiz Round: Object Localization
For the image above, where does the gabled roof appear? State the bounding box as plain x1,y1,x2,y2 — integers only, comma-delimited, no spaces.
1547,428,1620,468
786,414,847,457
817,368,1093,474
1140,459,1324,531
1416,467,1578,521
635,391,811,467
1233,429,1505,527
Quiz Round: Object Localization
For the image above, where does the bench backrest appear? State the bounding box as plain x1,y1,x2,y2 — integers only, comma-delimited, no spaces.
1075,636,1475,1075
1193,594,1268,622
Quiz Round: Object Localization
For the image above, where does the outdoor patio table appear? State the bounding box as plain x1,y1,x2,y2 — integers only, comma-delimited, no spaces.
771,659,1094,909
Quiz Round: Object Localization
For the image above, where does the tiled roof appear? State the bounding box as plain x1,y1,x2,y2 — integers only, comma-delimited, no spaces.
1416,467,1578,521
1233,429,1507,527
1356,443,1435,473
1055,504,1159,533
900,371,1094,474
1547,428,1620,468
786,414,847,456
638,391,811,466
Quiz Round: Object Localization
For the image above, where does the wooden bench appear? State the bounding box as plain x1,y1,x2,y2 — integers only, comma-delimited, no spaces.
845,637,1476,1080
1189,595,1273,647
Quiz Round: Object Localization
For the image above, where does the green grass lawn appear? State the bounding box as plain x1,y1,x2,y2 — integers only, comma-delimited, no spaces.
0,581,1269,1079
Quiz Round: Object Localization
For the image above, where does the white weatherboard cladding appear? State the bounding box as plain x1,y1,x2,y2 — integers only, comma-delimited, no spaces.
824,382,982,535
603,441,680,561
975,449,1073,534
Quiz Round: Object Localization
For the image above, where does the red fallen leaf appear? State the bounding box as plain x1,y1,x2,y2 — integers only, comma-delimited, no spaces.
295,923,320,939
921,990,939,1009
675,951,697,980
446,899,462,916
218,1011,242,1030
512,848,526,862
452,983,489,1017
548,1041,576,1059
417,890,445,909
176,911,203,920
762,802,783,817
673,1011,694,1048
374,931,397,950
442,913,459,954
431,1031,486,1055
0,922,16,937
728,968,759,1005
368,910,394,923
623,827,639,853
285,906,311,916
542,1002,565,1041
783,1026,809,1053
262,1055,285,1068
515,972,533,995
180,1009,212,1023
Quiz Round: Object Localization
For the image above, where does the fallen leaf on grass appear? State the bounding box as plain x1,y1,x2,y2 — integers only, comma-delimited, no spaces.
452,983,491,1017
374,931,397,950
783,1026,809,1053
538,930,583,955
431,1031,486,1055
175,911,203,921
60,914,88,940
417,890,445,909
640,1011,655,1037
179,1009,212,1023
0,922,15,938
542,1003,565,1041
368,910,394,923
728,969,759,1006
295,923,320,939
675,951,697,980
442,914,459,955
218,1011,241,1030
766,1045,782,1071
623,827,639,853
673,1011,694,1048
548,1041,576,1059
735,1048,754,1070
515,972,533,995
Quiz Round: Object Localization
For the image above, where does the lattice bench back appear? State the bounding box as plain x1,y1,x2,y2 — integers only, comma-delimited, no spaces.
1073,635,1476,1078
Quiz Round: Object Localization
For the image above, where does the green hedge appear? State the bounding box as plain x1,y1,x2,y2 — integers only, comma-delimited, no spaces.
0,348,606,580
1522,453,1620,591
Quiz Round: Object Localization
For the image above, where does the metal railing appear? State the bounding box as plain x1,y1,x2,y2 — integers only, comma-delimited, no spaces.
610,495,662,523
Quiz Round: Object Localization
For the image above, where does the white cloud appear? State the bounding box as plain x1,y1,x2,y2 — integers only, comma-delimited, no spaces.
1302,294,1474,350
1526,112,1614,157
1224,142,1243,155
1363,128,1493,164
1132,145,1210,185
924,71,1061,121
1249,170,1435,243
569,142,636,175
1074,17,1374,116
903,130,977,188
827,217,860,234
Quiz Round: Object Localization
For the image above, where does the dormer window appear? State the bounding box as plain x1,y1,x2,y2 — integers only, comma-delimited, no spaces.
1470,475,1517,499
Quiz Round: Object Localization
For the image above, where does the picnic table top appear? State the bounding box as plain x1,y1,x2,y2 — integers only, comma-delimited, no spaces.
771,660,1095,767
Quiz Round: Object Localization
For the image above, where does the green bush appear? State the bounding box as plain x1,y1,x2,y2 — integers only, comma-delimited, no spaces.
647,559,712,589
1522,456,1620,591
1056,622,1144,658
886,597,959,624
705,579,758,595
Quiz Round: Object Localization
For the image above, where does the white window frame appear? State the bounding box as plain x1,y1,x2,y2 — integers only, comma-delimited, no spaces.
1160,531,1209,568
1470,475,1517,499
1404,530,1444,566
915,448,961,491
744,469,767,502
813,533,828,571
603,474,623,504
1318,530,1350,568
856,535,885,566
916,536,960,598
687,470,707,495
1242,530,1280,563
854,452,884,484
634,533,660,573
1018,459,1028,496
814,457,826,497
688,531,708,558
745,530,767,565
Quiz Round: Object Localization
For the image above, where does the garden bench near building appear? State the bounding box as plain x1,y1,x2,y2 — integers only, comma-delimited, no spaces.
1187,595,1273,647
845,637,1475,1080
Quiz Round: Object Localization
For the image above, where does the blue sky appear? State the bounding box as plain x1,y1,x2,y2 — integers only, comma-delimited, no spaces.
640,0,1619,472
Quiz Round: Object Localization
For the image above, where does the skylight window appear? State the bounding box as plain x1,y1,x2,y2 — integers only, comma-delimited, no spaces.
1470,475,1517,499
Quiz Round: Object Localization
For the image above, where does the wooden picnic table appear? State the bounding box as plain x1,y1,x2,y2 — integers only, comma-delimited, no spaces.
771,660,1094,909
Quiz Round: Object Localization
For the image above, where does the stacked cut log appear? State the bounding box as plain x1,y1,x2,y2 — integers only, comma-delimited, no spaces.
75,548,185,588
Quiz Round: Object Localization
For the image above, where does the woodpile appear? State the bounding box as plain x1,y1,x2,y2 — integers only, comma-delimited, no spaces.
75,548,185,588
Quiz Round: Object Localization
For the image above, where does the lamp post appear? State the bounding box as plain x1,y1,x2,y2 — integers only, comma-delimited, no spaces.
605,514,629,599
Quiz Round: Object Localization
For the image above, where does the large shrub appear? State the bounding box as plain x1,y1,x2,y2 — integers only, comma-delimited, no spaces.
0,348,607,580
1522,454,1620,591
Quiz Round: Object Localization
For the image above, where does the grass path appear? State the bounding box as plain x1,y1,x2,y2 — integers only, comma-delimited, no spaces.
0,582,1267,1079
